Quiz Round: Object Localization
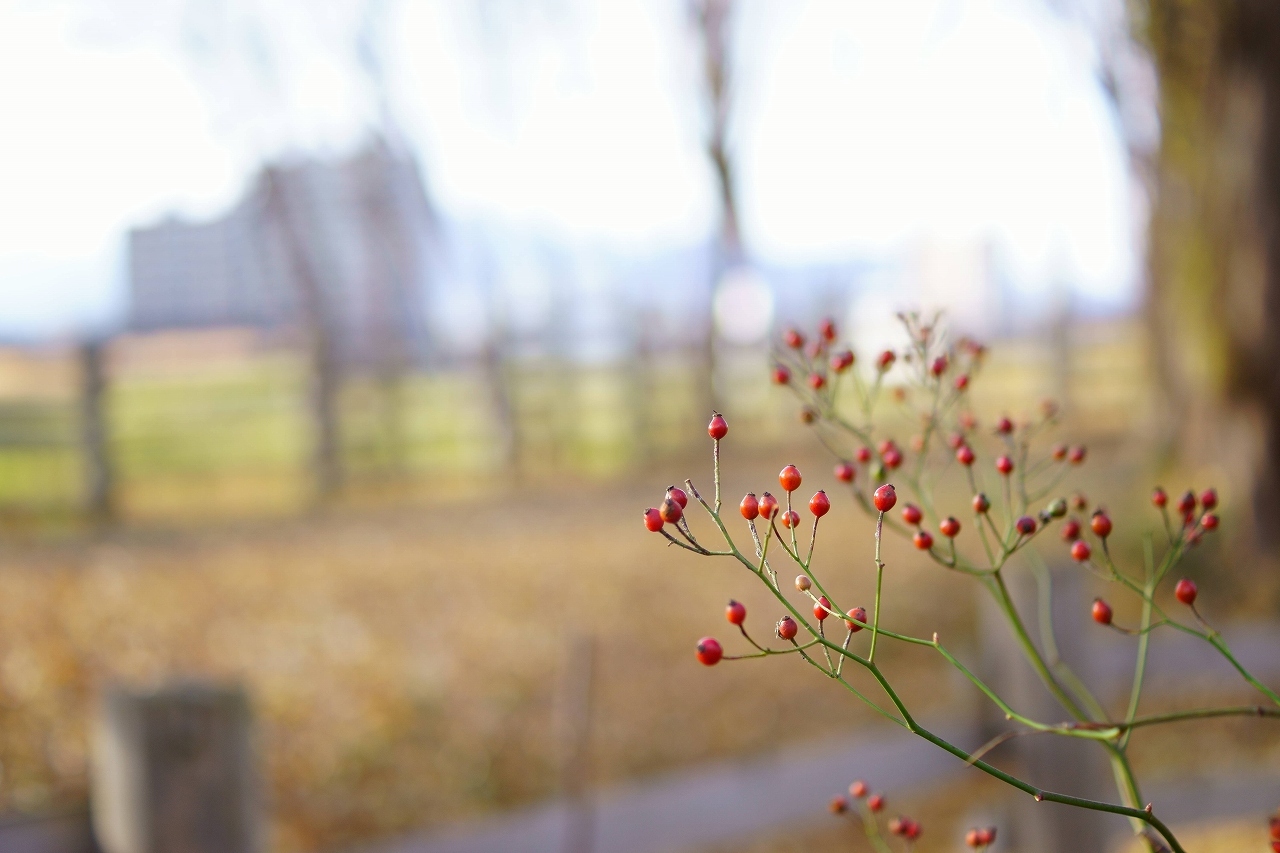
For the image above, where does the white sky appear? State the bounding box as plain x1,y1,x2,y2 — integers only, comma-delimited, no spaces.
0,0,1143,338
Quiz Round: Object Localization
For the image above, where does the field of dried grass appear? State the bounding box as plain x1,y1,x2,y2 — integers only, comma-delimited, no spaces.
0,446,985,853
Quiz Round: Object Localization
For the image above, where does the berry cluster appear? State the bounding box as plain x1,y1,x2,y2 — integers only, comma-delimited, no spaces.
643,314,1279,853
828,778,930,852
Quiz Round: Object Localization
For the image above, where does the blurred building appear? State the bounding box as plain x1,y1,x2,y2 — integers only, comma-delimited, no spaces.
128,139,433,367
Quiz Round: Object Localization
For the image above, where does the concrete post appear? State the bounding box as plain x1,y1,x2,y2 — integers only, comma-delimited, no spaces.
91,683,260,853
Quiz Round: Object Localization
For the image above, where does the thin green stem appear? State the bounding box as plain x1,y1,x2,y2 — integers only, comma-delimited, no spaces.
869,511,886,662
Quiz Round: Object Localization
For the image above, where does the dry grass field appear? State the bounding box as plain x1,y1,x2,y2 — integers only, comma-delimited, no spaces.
0,450,983,852
0,320,1271,853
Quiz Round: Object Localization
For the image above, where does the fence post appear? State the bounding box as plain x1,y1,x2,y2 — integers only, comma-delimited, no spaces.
92,682,261,853
79,340,114,520
558,635,596,853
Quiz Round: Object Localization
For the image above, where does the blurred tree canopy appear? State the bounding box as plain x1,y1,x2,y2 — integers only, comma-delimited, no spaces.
1139,0,1280,546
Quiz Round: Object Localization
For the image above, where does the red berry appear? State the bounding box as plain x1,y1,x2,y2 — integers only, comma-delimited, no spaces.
930,355,948,376
1152,487,1168,508
1061,518,1081,541
878,438,896,455
772,365,791,385
1175,578,1198,606
901,503,923,525
659,497,683,524
809,490,831,517
966,829,982,848
959,411,977,430
873,484,897,512
889,817,905,836
855,447,872,463
781,510,801,529
696,637,723,666
776,616,799,640
956,445,976,466
814,596,831,622
726,600,746,625
882,447,903,469
1201,512,1219,530
819,317,837,342
849,780,867,798
807,373,826,390
643,507,663,532
1051,444,1067,461
844,606,867,632
1177,490,1197,515
954,373,970,391
940,516,960,538
913,530,934,550
1091,512,1112,538
740,493,759,520
972,493,990,514
667,486,688,508
779,464,802,492
876,350,896,371
867,794,884,812
830,350,854,372
1200,488,1218,510
904,820,921,841
707,413,728,440
1015,516,1037,535
947,431,965,449
1070,539,1091,562
1068,445,1086,464
784,328,804,349
1071,492,1088,511
1092,598,1113,625
978,828,996,846
996,455,1014,475
834,462,855,483
759,492,779,519
995,416,1013,435
828,795,848,814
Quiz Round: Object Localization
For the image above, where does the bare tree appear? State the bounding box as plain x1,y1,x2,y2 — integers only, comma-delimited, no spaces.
691,0,743,419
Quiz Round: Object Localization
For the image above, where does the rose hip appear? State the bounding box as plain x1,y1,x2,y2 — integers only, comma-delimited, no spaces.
779,465,802,492
834,462,855,483
660,497,684,524
1175,578,1198,606
740,493,759,520
873,484,897,512
814,596,831,622
726,600,747,625
644,507,663,531
696,637,723,666
707,413,728,440
1091,511,1112,537
1092,598,1113,625
809,490,831,517
776,616,799,640
901,503,923,525
845,606,867,632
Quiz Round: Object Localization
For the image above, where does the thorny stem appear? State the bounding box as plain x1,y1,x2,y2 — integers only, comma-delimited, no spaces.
713,437,721,512
869,511,886,663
